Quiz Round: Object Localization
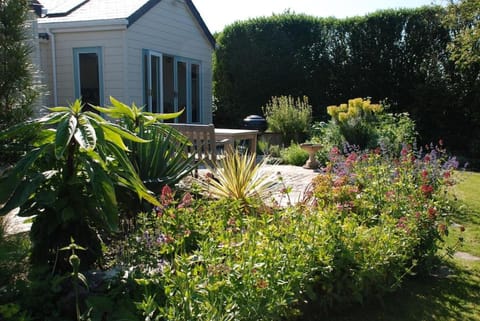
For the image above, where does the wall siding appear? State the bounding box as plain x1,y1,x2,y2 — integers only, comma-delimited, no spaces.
127,0,214,123
53,30,125,106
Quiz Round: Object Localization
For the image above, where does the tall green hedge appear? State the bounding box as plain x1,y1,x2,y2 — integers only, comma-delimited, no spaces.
213,7,480,161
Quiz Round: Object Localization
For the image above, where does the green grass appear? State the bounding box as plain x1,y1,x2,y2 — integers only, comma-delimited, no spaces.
303,261,480,321
446,171,480,257
300,170,480,321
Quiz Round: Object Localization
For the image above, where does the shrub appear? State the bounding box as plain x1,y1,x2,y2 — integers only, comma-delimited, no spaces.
313,98,417,156
262,95,312,145
0,99,159,272
280,143,309,166
311,143,459,269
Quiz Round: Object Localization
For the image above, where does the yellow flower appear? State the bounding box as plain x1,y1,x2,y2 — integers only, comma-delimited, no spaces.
338,112,349,122
327,105,338,117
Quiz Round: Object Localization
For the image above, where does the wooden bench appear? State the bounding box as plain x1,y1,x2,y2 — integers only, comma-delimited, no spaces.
167,123,225,167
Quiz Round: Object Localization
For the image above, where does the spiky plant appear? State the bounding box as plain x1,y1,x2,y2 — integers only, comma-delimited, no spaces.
198,151,278,210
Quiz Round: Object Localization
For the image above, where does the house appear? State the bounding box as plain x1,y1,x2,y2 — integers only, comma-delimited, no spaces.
34,0,215,124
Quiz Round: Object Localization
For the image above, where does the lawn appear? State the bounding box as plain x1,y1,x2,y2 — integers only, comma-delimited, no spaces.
301,170,480,321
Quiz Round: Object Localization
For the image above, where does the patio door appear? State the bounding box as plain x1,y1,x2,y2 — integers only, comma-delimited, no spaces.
144,50,201,123
144,50,163,113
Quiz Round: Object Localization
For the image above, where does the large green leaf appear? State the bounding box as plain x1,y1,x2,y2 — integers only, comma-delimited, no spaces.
101,122,150,143
75,115,97,151
102,127,129,151
88,162,118,231
0,146,48,204
92,96,135,120
0,172,45,216
106,142,159,206
143,108,184,121
55,114,77,159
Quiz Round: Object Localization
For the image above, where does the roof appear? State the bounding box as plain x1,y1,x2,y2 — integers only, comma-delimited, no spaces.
36,0,215,47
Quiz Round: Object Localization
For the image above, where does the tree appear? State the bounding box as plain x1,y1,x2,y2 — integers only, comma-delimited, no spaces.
0,0,38,128
443,0,480,70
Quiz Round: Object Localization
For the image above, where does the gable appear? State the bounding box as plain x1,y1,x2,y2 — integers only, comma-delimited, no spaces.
37,0,215,48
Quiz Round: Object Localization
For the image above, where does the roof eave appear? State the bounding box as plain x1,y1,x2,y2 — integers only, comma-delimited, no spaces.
38,18,128,31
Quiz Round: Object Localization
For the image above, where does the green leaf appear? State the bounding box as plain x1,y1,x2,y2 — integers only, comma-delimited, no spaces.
48,106,71,112
89,162,119,231
104,96,135,120
74,115,97,151
70,99,83,114
103,127,129,151
0,146,47,205
0,173,45,216
143,108,184,121
101,122,150,143
106,142,159,206
55,114,77,159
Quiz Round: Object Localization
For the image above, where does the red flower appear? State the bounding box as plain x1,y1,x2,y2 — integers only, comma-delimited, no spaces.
421,184,434,196
424,155,431,163
421,170,428,179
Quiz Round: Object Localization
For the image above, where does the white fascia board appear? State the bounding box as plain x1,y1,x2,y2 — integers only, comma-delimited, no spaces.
38,18,128,32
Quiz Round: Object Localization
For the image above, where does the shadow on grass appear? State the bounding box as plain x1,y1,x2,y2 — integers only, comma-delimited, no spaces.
299,261,480,321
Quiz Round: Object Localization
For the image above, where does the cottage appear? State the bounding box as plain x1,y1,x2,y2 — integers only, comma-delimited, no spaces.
34,0,215,123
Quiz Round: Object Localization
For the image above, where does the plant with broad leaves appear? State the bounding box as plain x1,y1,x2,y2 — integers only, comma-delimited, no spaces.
0,99,159,272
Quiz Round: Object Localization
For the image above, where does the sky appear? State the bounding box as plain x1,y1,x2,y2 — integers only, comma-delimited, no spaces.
192,0,437,33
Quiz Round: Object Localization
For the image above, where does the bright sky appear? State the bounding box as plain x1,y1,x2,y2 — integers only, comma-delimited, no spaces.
193,0,437,33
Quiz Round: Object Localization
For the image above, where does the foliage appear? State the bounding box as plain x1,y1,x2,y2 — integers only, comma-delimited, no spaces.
280,143,309,166
0,99,159,272
262,95,312,145
443,0,480,70
196,150,279,210
213,8,480,161
311,143,459,268
0,0,38,130
312,98,417,159
325,97,383,148
94,97,196,212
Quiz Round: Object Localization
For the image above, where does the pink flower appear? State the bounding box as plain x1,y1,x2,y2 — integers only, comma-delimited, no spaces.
178,192,193,209
161,185,173,206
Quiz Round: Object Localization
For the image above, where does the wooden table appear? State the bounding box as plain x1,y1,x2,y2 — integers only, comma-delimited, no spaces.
214,128,258,153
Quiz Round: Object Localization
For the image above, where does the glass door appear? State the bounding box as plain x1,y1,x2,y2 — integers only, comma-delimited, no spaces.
144,50,162,113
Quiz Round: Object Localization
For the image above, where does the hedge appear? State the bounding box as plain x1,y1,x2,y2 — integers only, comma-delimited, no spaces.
213,7,480,161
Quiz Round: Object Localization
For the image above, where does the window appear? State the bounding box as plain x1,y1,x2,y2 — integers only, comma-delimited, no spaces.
73,47,103,108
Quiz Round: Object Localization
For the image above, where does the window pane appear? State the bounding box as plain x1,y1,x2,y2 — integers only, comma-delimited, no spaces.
191,64,200,123
163,55,175,118
177,61,187,123
79,52,99,108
